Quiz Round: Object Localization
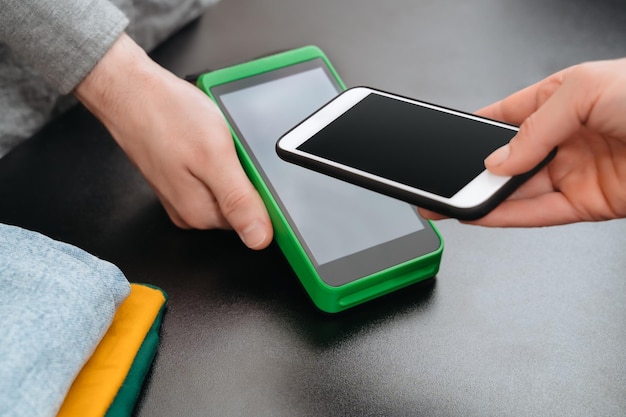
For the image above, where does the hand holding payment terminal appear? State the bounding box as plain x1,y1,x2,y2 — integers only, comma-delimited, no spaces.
196,46,443,313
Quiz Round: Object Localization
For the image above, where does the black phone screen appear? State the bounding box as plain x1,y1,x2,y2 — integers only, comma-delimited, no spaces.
211,59,440,285
297,92,518,198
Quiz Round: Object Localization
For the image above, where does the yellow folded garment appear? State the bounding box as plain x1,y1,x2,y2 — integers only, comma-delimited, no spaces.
57,283,167,417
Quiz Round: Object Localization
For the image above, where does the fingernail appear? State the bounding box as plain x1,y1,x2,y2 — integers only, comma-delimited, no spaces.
485,144,511,167
240,220,267,249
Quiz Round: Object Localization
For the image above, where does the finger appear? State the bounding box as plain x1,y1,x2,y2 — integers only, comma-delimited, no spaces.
417,207,449,220
484,70,589,177
465,192,581,227
154,186,229,230
475,69,567,124
192,128,273,250
159,195,190,229
475,87,539,125
503,167,554,201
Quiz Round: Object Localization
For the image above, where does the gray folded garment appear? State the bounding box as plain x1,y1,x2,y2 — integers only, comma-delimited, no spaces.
0,0,220,159
0,223,131,417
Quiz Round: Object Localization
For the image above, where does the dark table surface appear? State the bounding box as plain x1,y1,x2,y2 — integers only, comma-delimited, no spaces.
1,1,626,416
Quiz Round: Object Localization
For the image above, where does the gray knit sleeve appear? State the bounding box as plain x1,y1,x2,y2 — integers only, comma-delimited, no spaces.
0,0,129,94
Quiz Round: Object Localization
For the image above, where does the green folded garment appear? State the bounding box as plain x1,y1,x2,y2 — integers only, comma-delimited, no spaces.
106,285,167,417
57,283,167,417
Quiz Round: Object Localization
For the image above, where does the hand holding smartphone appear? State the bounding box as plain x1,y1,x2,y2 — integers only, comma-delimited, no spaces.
197,48,443,313
276,87,556,220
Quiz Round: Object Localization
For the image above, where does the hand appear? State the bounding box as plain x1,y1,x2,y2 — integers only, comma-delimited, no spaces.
75,33,273,249
419,58,626,227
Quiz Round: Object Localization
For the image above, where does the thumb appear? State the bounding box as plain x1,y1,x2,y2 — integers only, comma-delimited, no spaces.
190,101,274,250
484,76,585,176
205,152,273,249
218,184,273,250
196,137,273,250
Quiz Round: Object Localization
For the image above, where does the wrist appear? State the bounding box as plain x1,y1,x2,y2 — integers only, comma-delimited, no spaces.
74,33,157,128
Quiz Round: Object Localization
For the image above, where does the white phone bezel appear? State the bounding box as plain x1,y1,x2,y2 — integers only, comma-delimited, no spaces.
277,86,515,209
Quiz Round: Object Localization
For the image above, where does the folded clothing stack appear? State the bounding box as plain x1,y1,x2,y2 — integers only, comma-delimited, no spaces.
0,223,166,417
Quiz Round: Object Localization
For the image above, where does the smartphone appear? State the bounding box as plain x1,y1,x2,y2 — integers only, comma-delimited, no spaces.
277,86,556,220
196,47,443,313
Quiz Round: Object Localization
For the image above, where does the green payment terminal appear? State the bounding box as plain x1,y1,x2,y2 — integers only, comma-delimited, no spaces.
197,46,443,313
